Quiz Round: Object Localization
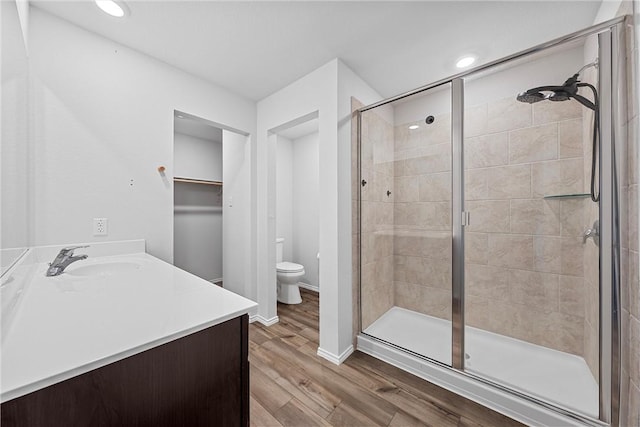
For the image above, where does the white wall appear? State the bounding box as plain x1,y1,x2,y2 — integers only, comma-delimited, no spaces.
222,130,254,308
256,58,383,362
275,136,293,261
292,132,319,289
173,132,223,182
28,9,256,273
1,0,32,254
256,61,337,331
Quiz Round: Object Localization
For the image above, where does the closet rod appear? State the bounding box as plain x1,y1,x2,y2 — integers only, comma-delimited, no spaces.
174,177,223,186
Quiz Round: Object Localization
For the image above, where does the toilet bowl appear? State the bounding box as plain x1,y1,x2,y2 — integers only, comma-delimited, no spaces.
276,238,304,304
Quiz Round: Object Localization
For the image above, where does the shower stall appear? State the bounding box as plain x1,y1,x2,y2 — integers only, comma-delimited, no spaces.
356,17,627,426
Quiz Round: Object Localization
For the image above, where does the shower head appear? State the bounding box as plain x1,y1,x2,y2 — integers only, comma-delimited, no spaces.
516,91,546,104
515,71,596,111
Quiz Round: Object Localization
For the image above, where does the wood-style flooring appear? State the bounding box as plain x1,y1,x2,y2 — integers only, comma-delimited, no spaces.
249,289,524,427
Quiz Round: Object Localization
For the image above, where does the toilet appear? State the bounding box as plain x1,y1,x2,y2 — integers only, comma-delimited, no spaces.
276,238,304,304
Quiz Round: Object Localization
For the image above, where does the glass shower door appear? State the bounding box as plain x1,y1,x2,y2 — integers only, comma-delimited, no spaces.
360,83,453,365
461,37,600,418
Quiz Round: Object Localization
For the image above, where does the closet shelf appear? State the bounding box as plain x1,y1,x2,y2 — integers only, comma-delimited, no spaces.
174,177,223,186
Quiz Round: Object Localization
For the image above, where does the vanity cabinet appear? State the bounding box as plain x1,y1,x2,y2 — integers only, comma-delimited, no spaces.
1,315,249,427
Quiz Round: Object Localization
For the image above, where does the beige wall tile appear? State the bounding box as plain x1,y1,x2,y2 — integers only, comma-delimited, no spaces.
466,264,509,300
628,116,638,185
465,232,488,265
510,199,561,235
509,269,559,311
395,123,424,153
630,185,639,252
394,202,420,227
559,198,589,237
559,275,585,317
394,281,451,320
536,311,583,355
531,236,583,277
531,158,584,198
486,164,532,199
465,133,509,169
418,172,451,201
464,168,489,200
631,315,640,384
394,176,419,202
509,123,558,164
466,200,510,233
534,236,561,274
630,250,639,318
403,143,451,175
394,230,452,260
558,118,583,159
584,320,599,381
533,98,582,125
628,380,640,427
394,255,451,289
418,201,452,230
464,103,488,138
488,234,534,270
464,294,491,330
561,237,584,276
487,97,532,133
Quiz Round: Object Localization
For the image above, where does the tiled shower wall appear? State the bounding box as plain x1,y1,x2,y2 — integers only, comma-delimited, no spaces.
394,96,589,356
360,107,395,330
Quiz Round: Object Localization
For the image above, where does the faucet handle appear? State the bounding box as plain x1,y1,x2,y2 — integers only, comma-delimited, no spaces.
60,245,90,254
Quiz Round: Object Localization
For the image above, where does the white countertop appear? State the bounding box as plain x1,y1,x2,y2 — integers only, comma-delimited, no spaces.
0,240,257,403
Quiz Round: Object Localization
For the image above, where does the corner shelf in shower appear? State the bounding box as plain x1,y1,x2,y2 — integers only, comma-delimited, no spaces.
542,193,590,200
173,177,223,186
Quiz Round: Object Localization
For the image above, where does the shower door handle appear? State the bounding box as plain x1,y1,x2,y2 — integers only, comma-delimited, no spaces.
461,211,470,226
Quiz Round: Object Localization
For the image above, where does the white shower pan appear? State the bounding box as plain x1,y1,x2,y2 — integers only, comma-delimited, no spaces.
360,306,598,426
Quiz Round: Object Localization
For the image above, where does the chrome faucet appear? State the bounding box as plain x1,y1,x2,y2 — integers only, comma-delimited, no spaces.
583,220,600,247
46,245,89,277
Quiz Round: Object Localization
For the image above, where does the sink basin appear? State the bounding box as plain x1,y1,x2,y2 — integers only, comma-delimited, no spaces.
66,261,141,277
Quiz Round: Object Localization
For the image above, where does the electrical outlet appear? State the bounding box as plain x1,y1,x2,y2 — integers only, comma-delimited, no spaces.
93,218,108,236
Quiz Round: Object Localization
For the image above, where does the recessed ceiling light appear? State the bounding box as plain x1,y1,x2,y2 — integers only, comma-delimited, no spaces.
95,0,129,18
408,125,419,130
456,56,476,69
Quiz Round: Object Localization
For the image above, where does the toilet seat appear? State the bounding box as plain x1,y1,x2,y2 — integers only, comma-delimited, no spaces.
277,262,304,273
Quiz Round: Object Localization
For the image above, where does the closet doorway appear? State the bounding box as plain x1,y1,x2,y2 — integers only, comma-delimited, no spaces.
173,111,251,297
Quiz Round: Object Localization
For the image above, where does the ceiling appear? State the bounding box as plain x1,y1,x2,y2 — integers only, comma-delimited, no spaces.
32,1,603,101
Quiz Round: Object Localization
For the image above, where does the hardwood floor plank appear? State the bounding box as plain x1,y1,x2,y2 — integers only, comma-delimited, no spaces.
348,352,523,427
249,289,524,427
325,401,386,427
457,416,485,427
250,340,342,417
249,364,292,414
388,410,430,427
250,397,284,427
263,339,396,426
273,398,332,427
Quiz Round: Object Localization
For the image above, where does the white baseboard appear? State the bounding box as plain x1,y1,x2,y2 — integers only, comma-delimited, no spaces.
298,282,319,293
317,345,354,365
250,314,279,326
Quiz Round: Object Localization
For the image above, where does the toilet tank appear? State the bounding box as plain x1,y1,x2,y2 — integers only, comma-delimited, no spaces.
276,238,284,263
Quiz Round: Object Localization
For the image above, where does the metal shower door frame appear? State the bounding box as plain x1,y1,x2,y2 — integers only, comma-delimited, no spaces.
358,16,627,426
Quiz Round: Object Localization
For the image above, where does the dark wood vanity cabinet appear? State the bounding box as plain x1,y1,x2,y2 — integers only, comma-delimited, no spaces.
1,315,249,427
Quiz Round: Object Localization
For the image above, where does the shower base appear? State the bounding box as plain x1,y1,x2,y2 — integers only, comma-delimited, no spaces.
360,307,598,425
